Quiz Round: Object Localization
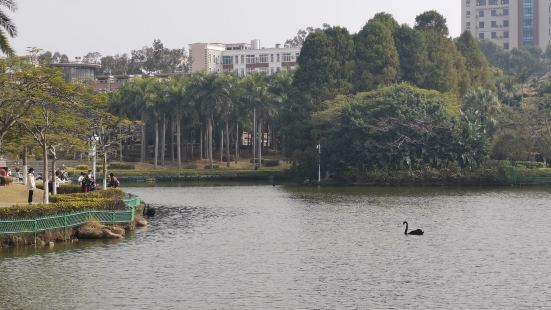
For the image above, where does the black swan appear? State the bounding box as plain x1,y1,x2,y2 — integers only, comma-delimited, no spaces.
403,221,424,235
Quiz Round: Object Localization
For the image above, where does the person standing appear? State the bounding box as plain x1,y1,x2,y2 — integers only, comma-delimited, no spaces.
27,168,36,205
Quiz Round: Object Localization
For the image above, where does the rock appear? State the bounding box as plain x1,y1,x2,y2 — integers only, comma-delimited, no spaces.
48,241,54,247
101,229,123,239
108,226,126,236
135,218,148,227
77,227,105,239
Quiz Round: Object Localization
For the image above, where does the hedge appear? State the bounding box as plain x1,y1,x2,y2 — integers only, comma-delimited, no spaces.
0,189,127,219
108,162,135,170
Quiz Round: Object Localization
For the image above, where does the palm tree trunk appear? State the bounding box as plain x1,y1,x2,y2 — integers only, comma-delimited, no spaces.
253,108,257,169
161,113,166,166
226,120,230,167
200,125,203,160
140,112,147,163
154,115,159,169
177,111,182,169
235,123,239,164
258,120,263,169
220,128,224,163
170,115,175,163
209,116,213,168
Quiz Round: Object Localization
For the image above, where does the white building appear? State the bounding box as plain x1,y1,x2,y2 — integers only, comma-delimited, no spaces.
462,0,551,50
189,40,301,76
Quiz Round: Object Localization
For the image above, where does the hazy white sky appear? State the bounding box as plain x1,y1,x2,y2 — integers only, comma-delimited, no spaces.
11,0,460,58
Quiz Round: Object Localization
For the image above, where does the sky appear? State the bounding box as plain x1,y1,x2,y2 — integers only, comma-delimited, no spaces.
11,0,460,59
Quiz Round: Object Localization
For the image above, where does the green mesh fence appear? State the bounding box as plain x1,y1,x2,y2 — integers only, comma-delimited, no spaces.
0,196,141,236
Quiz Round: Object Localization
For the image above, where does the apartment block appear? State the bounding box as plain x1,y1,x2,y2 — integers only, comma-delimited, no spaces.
462,0,551,50
189,40,301,76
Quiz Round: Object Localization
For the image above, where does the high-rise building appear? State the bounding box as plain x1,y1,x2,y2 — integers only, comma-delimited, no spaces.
189,40,301,76
462,0,551,50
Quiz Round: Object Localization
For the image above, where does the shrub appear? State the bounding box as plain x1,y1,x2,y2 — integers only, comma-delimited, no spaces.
36,184,82,194
183,164,198,169
74,164,89,170
204,165,220,170
262,159,280,167
0,176,14,186
0,189,127,219
109,162,135,170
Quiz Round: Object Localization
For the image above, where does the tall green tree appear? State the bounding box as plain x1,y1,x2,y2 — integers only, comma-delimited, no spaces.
455,31,495,90
414,10,449,36
354,18,399,91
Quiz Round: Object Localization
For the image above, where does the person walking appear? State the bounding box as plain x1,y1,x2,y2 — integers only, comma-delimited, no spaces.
27,168,36,205
108,173,120,188
78,172,86,193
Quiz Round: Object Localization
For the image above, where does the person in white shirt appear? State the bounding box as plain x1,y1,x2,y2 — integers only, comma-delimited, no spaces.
27,168,36,205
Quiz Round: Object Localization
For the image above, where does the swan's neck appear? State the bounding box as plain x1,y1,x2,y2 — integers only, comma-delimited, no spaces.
404,223,408,235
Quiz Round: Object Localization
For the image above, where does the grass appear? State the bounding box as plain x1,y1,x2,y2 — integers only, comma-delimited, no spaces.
65,159,289,178
0,183,45,208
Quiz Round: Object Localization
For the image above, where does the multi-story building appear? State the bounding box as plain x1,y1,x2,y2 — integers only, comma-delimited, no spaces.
462,0,551,50
189,40,301,76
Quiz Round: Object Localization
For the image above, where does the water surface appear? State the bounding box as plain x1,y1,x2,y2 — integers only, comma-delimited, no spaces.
1,185,551,309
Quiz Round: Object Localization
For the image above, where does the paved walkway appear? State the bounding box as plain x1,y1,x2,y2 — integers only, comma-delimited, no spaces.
0,183,45,208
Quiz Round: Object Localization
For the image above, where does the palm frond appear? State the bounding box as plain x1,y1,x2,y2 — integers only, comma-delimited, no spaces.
0,9,16,37
0,0,16,12
0,28,15,56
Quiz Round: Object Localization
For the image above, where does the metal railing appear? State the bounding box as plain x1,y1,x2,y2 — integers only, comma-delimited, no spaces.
0,196,141,236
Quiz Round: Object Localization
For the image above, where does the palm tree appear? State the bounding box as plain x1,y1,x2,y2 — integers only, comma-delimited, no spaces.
0,0,17,56
187,73,230,168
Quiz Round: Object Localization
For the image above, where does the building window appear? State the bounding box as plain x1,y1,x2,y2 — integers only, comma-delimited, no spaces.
467,11,471,17
222,56,233,65
491,9,497,16
479,10,485,17
479,21,485,28
503,20,509,27
282,53,293,62
491,21,497,27
241,55,245,64
235,56,239,64
479,33,485,40
276,54,280,62
503,8,509,16
477,0,486,5
504,31,509,38
502,0,509,4
489,0,498,5
492,32,497,38
504,42,509,49
270,54,274,62
259,54,269,63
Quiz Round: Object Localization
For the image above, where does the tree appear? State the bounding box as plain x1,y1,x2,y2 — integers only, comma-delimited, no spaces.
21,68,100,203
0,57,47,152
395,24,429,86
284,24,330,47
354,19,399,91
414,10,449,36
455,31,495,90
82,51,102,64
0,0,17,56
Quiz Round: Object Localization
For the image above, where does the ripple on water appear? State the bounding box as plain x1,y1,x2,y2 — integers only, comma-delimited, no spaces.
1,185,551,309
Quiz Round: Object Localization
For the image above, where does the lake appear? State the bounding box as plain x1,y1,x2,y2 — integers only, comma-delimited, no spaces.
1,185,551,309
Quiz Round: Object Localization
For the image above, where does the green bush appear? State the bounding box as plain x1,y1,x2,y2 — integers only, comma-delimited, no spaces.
36,184,82,194
262,159,280,167
74,164,89,170
183,164,198,169
0,176,14,186
109,162,135,170
204,165,220,170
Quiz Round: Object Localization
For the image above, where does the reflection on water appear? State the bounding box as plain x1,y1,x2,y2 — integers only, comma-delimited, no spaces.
2,185,551,309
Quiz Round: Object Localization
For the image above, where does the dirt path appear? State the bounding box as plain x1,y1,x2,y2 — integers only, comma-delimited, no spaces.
0,183,45,208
